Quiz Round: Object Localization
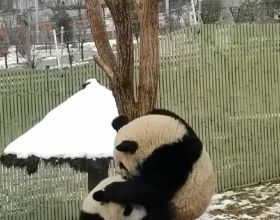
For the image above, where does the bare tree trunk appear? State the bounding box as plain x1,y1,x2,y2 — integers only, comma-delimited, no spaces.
4,55,8,69
86,0,137,120
135,0,159,115
25,16,32,68
45,40,48,52
105,0,137,119
86,0,116,71
81,39,84,61
49,40,52,56
16,46,19,64
85,0,159,191
66,43,73,68
47,31,52,56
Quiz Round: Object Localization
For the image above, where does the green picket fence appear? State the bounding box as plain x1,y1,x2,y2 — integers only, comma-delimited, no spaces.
158,24,280,191
1,23,280,219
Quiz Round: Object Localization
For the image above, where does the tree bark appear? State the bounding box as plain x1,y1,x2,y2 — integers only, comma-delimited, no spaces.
86,0,138,120
85,0,116,75
135,0,160,115
105,0,137,119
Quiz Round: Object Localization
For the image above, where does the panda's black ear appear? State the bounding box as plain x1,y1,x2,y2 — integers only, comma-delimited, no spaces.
116,141,138,154
112,115,129,131
123,205,133,216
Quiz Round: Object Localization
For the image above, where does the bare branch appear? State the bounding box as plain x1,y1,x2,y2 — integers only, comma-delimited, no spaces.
85,0,116,74
93,55,114,79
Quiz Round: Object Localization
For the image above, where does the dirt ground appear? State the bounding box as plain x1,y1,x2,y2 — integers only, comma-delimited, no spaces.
199,180,280,220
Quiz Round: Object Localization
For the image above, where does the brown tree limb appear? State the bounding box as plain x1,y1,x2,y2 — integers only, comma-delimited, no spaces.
85,0,116,79
105,0,137,119
135,0,160,115
105,0,134,79
93,55,114,79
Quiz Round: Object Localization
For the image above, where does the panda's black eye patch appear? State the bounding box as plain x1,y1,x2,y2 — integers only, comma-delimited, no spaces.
116,141,138,154
123,205,133,216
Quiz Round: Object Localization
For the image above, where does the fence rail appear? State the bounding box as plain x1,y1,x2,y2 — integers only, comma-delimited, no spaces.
1,23,280,219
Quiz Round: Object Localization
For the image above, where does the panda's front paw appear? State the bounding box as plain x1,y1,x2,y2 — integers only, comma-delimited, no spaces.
93,190,109,203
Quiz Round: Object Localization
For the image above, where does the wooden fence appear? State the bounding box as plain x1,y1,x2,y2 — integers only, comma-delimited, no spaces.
1,23,280,219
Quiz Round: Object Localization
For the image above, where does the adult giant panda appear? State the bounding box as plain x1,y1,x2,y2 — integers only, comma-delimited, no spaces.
93,109,215,220
80,175,147,220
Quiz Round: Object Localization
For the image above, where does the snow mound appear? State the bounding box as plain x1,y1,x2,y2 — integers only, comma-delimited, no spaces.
3,78,118,159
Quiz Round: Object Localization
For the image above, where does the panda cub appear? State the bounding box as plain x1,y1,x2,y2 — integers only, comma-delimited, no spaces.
80,175,147,220
93,109,215,220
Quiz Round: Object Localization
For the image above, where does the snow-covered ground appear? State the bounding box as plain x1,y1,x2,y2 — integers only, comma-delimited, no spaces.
0,42,97,69
0,39,127,70
199,180,280,220
2,78,118,159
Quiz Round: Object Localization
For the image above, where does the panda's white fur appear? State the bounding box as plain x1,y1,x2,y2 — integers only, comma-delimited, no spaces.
81,175,147,220
112,111,215,220
171,150,215,219
114,114,187,177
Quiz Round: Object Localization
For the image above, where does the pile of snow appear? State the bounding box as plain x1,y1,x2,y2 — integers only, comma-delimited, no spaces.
3,78,118,159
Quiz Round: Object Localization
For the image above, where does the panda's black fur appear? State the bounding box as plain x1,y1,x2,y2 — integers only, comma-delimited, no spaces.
80,212,104,220
112,115,130,131
93,109,203,219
